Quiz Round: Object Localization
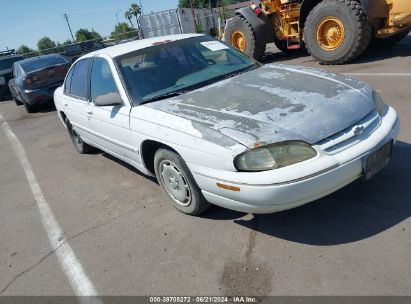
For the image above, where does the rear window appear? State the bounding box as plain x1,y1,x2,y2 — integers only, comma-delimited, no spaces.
20,55,67,73
0,57,23,71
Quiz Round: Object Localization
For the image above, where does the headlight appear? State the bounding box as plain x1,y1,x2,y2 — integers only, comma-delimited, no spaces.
373,90,387,116
234,141,317,172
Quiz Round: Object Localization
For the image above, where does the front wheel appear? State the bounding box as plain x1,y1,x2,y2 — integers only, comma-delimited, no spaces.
154,148,210,216
224,16,266,60
304,0,372,64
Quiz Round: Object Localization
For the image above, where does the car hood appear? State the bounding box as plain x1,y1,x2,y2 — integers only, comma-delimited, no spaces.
146,64,375,149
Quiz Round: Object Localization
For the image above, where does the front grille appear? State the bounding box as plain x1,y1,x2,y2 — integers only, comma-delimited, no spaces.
316,111,381,154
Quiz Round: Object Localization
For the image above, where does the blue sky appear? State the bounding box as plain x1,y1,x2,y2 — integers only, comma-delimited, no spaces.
0,0,179,50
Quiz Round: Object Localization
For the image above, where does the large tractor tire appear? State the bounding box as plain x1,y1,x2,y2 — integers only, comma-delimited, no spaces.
304,0,372,65
224,16,266,60
371,29,411,47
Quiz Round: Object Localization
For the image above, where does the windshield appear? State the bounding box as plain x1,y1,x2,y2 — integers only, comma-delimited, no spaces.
0,57,23,71
21,55,67,73
115,36,258,104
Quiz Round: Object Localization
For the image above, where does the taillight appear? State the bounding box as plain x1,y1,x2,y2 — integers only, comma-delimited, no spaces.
24,74,39,85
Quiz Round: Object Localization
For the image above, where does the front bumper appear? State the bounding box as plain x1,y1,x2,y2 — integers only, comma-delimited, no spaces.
190,107,400,213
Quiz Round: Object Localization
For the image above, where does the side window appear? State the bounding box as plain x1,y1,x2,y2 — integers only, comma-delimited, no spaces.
69,59,91,99
64,66,74,93
90,58,121,105
13,64,20,78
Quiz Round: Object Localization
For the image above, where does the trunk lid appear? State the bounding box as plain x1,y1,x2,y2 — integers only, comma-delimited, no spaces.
23,63,69,89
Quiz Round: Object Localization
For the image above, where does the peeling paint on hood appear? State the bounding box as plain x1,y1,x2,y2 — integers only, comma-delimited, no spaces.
145,64,375,149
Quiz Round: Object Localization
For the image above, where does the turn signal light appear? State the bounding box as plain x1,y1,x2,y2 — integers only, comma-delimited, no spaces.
255,7,262,15
217,183,240,192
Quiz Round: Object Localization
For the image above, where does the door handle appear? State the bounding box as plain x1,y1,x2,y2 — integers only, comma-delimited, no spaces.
85,108,93,115
63,102,68,106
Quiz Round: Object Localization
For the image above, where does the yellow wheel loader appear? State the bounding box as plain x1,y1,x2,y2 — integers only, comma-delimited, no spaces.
223,0,411,64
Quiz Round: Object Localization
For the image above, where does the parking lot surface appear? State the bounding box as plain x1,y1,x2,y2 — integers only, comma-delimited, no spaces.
0,36,410,296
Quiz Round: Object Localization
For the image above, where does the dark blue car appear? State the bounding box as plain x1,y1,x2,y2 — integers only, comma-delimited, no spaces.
8,54,70,112
0,55,24,101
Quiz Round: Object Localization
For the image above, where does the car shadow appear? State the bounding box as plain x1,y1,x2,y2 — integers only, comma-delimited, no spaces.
35,101,57,113
101,152,158,184
203,141,411,245
261,35,411,65
354,35,411,64
260,47,309,64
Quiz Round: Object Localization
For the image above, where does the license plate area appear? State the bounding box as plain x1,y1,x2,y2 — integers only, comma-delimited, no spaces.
364,140,393,180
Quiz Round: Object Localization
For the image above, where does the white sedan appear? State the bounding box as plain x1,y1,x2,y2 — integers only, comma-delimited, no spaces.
54,34,399,215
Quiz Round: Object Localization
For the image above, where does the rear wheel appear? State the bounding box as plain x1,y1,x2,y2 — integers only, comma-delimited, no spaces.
154,148,210,216
66,118,93,154
23,101,37,113
304,0,372,64
371,30,410,47
224,16,266,60
13,95,23,106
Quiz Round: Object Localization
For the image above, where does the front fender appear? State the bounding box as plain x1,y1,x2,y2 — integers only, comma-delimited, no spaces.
236,7,276,44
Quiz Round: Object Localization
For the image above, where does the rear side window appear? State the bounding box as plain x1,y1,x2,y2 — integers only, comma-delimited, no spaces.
64,66,74,93
68,59,91,99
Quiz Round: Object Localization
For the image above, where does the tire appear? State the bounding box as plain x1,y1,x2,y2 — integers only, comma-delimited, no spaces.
65,118,93,154
23,101,37,113
13,95,23,106
371,30,410,47
304,0,372,65
154,148,210,216
224,16,266,60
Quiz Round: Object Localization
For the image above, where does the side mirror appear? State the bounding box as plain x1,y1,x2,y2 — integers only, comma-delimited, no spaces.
93,92,123,107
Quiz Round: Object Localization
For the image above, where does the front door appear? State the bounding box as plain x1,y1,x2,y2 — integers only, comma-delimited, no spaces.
86,57,135,161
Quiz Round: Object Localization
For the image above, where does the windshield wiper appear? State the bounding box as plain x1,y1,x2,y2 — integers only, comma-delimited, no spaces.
224,64,259,79
140,91,186,104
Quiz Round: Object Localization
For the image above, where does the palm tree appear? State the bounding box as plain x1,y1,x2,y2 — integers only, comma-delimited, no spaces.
129,3,142,28
124,10,135,28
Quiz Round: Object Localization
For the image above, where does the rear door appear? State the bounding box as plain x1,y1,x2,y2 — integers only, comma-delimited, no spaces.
61,59,91,141
85,57,135,160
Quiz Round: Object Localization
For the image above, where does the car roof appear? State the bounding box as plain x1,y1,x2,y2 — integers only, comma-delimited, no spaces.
17,53,63,65
81,33,205,59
